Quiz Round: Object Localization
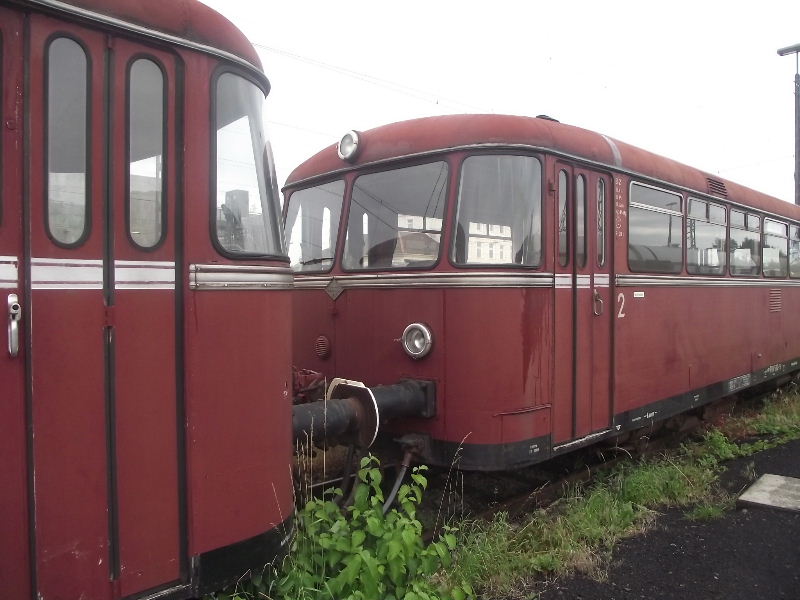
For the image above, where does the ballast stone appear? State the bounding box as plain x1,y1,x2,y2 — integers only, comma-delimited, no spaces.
738,474,800,512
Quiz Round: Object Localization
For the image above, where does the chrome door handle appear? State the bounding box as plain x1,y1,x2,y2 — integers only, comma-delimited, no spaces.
8,294,21,357
593,289,604,316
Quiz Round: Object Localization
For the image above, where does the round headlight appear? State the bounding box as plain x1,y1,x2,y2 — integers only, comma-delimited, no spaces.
337,130,361,162
401,323,433,359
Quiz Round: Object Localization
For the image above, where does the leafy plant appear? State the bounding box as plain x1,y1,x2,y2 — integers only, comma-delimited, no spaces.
278,455,472,600
207,456,472,600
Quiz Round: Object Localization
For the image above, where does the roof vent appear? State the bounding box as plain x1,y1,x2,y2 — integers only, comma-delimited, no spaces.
707,178,728,198
536,114,560,122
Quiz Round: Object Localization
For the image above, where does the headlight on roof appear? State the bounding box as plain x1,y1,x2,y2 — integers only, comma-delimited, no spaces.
337,130,361,162
401,323,433,360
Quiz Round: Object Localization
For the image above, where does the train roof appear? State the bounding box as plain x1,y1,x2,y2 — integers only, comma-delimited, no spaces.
20,0,262,73
285,114,799,221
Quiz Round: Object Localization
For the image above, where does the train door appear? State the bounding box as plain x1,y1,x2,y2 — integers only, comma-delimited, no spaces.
553,162,612,445
0,7,32,599
108,39,183,598
26,14,183,599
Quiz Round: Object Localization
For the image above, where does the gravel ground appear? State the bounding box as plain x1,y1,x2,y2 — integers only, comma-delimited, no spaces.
535,438,800,600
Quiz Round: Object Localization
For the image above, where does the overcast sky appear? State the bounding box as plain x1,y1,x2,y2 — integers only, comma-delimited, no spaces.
202,0,800,203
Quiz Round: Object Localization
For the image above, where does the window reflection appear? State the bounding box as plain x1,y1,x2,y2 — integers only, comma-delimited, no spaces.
763,220,788,277
729,228,760,276
128,58,164,248
214,73,282,256
628,207,683,273
686,199,726,275
790,226,800,278
47,37,88,245
452,155,542,267
730,212,761,276
628,183,683,273
285,180,344,272
558,170,568,267
597,180,606,267
576,175,586,268
343,162,447,270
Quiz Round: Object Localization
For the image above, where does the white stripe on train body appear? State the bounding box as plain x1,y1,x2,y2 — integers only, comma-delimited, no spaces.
115,261,175,290
0,256,18,289
29,258,176,290
31,258,103,290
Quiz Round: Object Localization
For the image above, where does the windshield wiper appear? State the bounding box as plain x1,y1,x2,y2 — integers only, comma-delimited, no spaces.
300,256,334,266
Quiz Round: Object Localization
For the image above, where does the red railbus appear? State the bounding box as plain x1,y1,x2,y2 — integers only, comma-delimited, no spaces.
284,114,800,470
1,1,293,598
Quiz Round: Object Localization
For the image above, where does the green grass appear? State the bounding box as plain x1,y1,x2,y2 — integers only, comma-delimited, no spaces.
444,390,800,599
204,390,800,600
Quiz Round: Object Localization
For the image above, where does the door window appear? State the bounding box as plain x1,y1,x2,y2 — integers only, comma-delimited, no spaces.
47,37,89,246
127,58,165,249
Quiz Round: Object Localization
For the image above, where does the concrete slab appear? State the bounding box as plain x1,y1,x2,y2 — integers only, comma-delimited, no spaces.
738,474,800,512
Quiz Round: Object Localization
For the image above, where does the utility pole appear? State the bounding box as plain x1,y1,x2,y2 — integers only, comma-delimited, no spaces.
778,43,800,205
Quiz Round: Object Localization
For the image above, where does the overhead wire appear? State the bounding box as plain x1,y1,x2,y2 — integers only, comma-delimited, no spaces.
252,42,491,113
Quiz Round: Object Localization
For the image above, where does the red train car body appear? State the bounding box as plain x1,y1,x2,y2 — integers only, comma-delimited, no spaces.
284,114,800,470
1,1,293,598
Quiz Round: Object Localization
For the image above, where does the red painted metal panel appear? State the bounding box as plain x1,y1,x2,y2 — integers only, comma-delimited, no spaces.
22,0,263,70
181,45,293,555
184,289,294,555
114,295,180,594
110,37,181,596
442,288,551,445
292,285,553,448
0,7,32,599
292,290,339,376
27,15,112,600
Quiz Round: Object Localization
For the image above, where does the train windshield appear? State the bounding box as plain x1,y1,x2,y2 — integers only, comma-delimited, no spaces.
285,180,345,272
342,162,448,270
453,155,542,266
214,73,284,257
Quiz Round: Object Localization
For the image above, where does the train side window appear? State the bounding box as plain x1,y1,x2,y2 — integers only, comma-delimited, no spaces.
285,180,345,272
628,182,683,273
575,175,586,268
597,179,606,267
558,170,568,267
128,58,165,249
46,37,89,246
790,225,800,278
452,155,542,267
729,209,760,276
763,219,788,278
686,198,726,275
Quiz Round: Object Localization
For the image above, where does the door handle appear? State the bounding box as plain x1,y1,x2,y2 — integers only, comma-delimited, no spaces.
593,289,604,316
8,294,21,358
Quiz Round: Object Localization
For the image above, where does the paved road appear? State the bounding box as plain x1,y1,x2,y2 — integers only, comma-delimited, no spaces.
536,439,800,600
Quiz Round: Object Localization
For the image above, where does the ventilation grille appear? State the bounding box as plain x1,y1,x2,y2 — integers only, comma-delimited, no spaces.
314,335,331,359
769,289,782,313
707,178,728,198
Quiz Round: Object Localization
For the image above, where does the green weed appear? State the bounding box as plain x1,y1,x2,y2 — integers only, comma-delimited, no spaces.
208,456,474,600
446,391,800,598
